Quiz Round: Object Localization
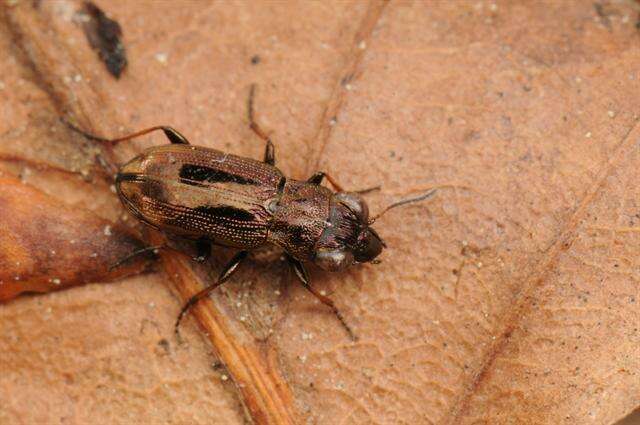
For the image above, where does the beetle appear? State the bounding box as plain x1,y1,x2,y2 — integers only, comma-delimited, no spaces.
70,86,435,339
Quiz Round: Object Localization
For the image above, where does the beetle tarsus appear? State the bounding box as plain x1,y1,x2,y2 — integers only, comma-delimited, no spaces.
174,295,199,335
108,244,163,271
62,118,109,142
332,306,358,342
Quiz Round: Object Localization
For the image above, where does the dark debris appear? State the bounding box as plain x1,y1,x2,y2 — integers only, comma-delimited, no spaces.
81,1,127,78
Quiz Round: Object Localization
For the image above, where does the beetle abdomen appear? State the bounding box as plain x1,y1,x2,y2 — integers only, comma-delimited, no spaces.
116,145,283,248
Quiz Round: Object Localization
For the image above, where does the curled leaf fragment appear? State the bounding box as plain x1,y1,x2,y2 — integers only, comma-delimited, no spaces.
0,177,150,301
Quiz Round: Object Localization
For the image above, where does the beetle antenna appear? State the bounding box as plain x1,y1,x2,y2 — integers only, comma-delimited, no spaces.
368,188,437,224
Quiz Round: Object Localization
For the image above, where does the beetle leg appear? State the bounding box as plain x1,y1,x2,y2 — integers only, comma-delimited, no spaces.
306,171,324,185
110,240,211,271
64,119,190,145
174,250,249,334
307,171,343,191
287,256,357,341
247,84,276,165
108,244,165,271
307,171,380,194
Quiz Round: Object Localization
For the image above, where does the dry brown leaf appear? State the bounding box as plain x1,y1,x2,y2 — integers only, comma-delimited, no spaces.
0,176,148,301
1,1,638,424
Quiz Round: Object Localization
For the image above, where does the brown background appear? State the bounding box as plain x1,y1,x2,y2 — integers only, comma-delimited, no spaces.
0,1,638,424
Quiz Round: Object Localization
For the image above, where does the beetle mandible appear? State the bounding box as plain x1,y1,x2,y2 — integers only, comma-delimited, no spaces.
71,85,435,340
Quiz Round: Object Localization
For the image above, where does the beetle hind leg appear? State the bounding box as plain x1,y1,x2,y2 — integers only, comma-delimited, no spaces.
63,119,190,145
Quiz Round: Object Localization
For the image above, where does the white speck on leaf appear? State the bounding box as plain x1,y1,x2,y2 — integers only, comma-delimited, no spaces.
155,52,168,64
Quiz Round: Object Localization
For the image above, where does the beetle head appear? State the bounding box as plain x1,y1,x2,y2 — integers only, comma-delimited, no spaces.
313,189,437,271
313,192,385,271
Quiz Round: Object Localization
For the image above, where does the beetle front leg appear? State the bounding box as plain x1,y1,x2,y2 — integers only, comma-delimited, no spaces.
174,250,249,334
288,256,357,341
247,84,276,165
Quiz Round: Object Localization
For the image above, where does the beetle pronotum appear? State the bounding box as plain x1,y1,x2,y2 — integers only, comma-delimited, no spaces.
69,85,436,340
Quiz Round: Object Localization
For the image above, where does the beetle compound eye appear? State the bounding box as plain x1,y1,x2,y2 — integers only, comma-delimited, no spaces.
314,249,354,272
334,192,369,223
